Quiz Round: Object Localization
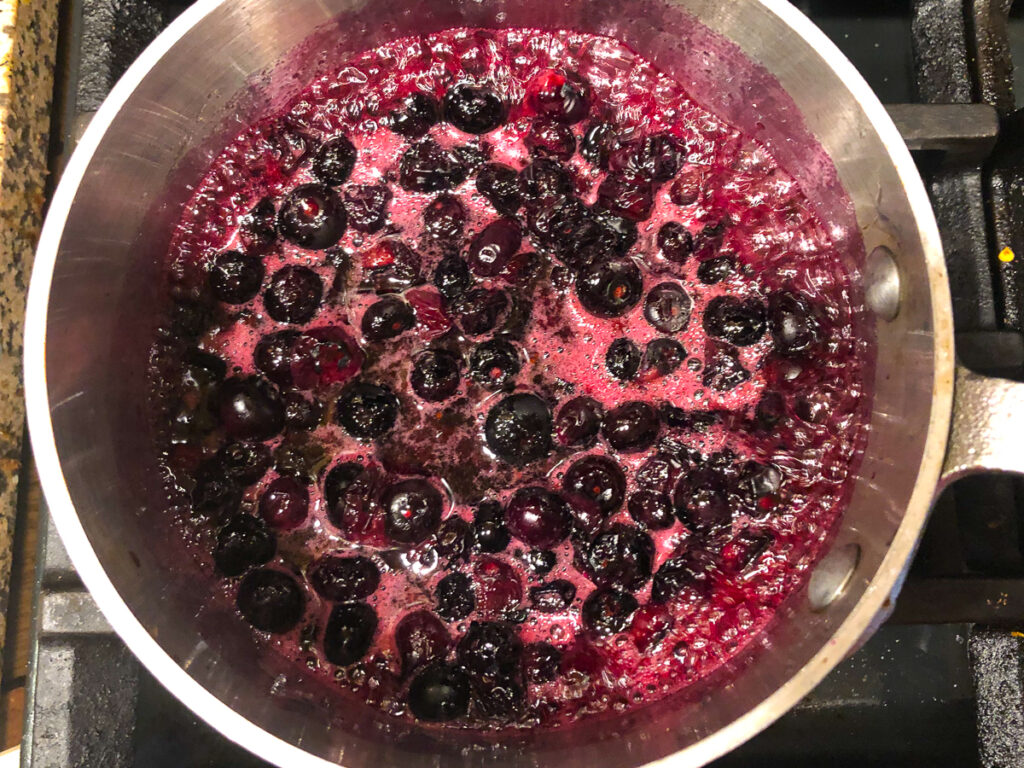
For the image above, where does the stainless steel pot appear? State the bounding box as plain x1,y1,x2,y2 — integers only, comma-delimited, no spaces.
24,0,1024,765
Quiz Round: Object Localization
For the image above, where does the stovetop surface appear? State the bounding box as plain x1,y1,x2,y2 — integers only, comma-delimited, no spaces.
24,1,1024,766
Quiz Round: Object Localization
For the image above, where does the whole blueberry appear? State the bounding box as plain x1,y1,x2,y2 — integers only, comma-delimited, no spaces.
602,401,660,453
576,258,643,318
310,136,357,186
505,486,571,548
408,663,471,721
554,397,603,448
217,376,285,441
582,587,637,636
236,568,304,633
361,296,415,341
563,455,626,515
213,514,275,576
411,350,462,402
264,266,323,324
308,555,380,601
484,393,553,465
208,250,264,304
277,183,347,249
703,295,767,346
335,382,398,439
469,337,521,390
443,84,507,134
382,479,444,544
606,338,641,381
323,602,377,666
390,92,440,138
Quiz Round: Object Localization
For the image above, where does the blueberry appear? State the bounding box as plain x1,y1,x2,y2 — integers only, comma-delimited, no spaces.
590,207,639,256
469,337,521,390
264,265,323,324
581,587,637,636
214,514,275,576
361,296,415,341
703,296,767,346
644,282,692,333
673,468,732,532
282,390,323,431
238,198,277,255
335,382,398,439
272,437,321,482
519,159,574,206
443,84,507,134
191,465,241,519
456,621,522,682
627,490,675,530
390,92,441,138
602,401,660,453
473,499,510,553
505,486,571,548
597,174,654,222
613,134,682,183
528,69,590,123
563,455,626,515
644,338,685,376
522,642,562,683
635,452,687,495
484,393,552,465
399,139,468,192
410,350,461,402
474,679,525,720
697,255,736,284
454,288,508,335
308,555,380,601
529,579,576,613
382,479,444,544
289,326,364,390
476,162,522,215
580,122,619,168
217,376,285,440
236,568,304,633
554,397,603,448
258,475,309,530
323,462,384,540
343,184,391,233
605,338,641,381
657,222,693,264
423,194,466,243
433,254,473,300
526,119,576,160
650,549,716,602
434,516,472,562
523,549,556,575
670,165,702,205
216,441,272,485
359,238,423,294
310,136,357,186
702,342,750,391
254,330,300,387
395,610,451,676
208,250,264,304
408,663,471,721
277,184,347,249
576,257,643,318
755,391,786,430
767,291,820,356
578,524,654,591
323,602,377,666
436,571,475,620
472,556,523,616
467,218,522,277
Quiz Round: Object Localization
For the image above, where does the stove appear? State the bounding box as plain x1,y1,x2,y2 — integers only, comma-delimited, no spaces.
21,1,1024,766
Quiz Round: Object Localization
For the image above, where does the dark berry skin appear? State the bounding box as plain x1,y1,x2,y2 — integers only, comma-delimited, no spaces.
238,198,277,255
612,134,683,183
476,163,522,215
473,500,510,553
472,556,523,616
673,468,733,532
525,119,576,160
411,350,462,402
523,643,562,683
259,475,309,530
443,84,507,134
580,122,619,168
755,391,786,430
335,382,398,439
602,401,660,453
236,568,304,633
582,587,638,636
282,390,323,431
563,455,627,515
390,92,441,138
519,158,574,206
217,441,272,485
644,282,692,333
484,393,552,465
597,174,654,222
529,579,576,613
323,602,377,666
703,295,767,346
579,524,654,591
408,663,471,722
767,290,821,356
323,462,384,541
217,376,285,441
382,479,444,544
254,330,300,387
643,338,685,377
343,184,391,233
264,266,323,324
289,326,364,390
576,257,643,318
467,218,522,277
454,288,508,336
308,555,380,601
423,194,466,243
213,515,275,577
436,572,475,620
361,296,415,341
697,255,735,284
395,610,451,676
277,184,347,249
505,486,571,548
627,490,676,530
435,517,472,562
433,254,473,300
208,250,264,304
670,165,702,205
657,222,693,263
457,621,522,682
528,69,590,123
469,337,521,390
651,549,717,602
554,397,603,448
399,139,468,192
703,341,751,391
310,136,357,186
191,465,241,519
606,337,641,381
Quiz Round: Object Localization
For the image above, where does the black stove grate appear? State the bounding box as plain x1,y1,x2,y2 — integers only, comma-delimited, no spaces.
23,1,1024,766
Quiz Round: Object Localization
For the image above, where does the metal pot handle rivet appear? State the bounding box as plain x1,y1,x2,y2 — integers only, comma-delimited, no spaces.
807,542,861,611
865,246,900,321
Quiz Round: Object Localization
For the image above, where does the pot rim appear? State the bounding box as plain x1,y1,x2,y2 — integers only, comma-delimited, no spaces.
23,1,954,766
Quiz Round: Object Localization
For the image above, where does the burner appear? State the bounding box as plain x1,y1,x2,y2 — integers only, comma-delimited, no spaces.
23,0,1024,765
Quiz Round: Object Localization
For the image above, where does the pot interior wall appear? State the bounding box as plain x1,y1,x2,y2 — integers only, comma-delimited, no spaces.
42,0,943,765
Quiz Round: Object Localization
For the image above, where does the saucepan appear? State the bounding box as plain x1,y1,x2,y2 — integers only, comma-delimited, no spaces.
23,0,1024,765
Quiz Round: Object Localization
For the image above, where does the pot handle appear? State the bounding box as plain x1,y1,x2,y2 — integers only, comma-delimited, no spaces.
940,363,1024,487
